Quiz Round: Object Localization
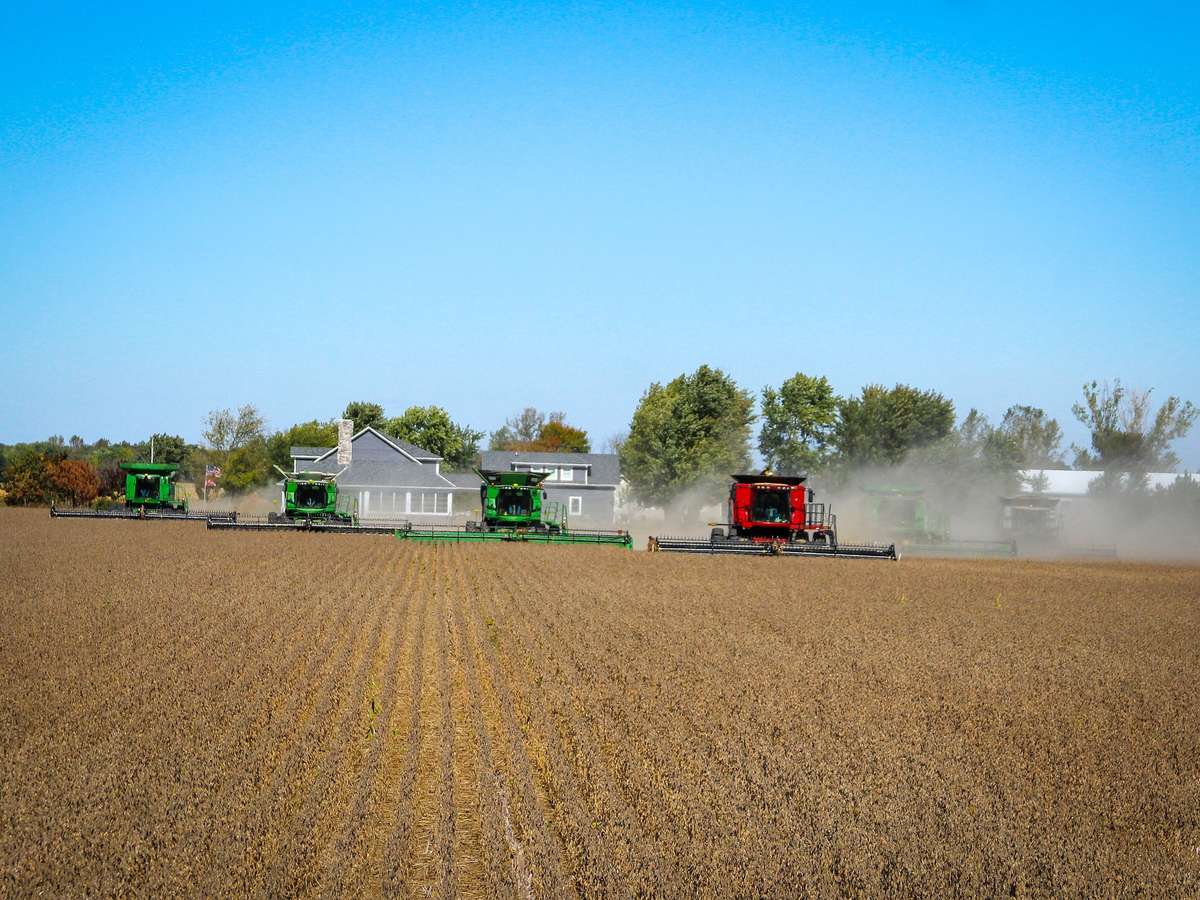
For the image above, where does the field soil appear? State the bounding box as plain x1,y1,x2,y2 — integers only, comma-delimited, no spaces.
1,507,1198,896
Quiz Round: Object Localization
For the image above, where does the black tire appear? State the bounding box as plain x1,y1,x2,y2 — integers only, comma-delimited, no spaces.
710,527,726,541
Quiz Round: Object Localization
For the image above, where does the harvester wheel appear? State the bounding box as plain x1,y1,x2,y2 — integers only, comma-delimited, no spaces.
710,527,726,541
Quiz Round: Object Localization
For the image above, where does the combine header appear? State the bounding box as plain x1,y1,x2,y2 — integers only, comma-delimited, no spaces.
51,462,226,522
394,469,632,547
649,473,898,560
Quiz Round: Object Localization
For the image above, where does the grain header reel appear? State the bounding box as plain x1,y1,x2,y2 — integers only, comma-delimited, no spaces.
650,473,898,560
394,469,632,547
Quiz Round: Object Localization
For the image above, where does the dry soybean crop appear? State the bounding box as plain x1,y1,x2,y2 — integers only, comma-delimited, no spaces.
2,507,1198,896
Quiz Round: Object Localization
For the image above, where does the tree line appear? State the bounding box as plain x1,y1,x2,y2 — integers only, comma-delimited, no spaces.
1,374,1194,509
618,367,1197,512
0,401,591,506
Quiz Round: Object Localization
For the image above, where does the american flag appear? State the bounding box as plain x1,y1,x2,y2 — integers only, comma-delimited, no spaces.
205,464,221,489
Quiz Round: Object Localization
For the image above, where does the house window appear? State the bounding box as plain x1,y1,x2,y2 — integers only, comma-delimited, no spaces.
557,467,574,482
569,496,582,516
408,491,450,514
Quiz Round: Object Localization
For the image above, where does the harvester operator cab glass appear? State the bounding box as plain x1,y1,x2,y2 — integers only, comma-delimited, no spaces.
134,477,157,499
751,489,790,523
498,488,531,518
295,483,325,509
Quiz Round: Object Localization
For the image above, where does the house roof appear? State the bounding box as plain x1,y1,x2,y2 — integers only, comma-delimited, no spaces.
292,426,442,464
479,450,620,486
445,471,484,490
311,460,457,489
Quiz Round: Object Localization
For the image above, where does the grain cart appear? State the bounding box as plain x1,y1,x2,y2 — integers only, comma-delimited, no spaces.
51,462,223,521
394,469,632,547
649,473,898,559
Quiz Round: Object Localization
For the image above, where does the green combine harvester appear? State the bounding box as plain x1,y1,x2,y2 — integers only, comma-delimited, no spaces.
861,485,1016,557
269,466,352,524
51,461,224,521
394,469,632,547
206,467,392,533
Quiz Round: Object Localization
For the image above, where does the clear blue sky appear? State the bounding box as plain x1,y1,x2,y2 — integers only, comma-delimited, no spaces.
3,2,1197,465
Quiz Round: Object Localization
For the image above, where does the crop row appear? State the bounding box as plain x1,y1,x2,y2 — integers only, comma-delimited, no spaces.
1,507,1197,895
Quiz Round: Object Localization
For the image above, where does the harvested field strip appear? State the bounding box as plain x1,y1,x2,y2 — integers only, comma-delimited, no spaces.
2,508,1199,896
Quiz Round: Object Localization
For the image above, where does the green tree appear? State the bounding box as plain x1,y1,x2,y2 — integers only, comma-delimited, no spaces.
221,437,273,491
267,420,340,470
490,408,546,449
382,406,484,471
944,409,1021,487
491,410,591,453
1072,380,1197,477
203,404,266,452
2,446,64,505
833,384,956,468
145,433,188,465
621,365,754,511
488,425,516,450
758,373,837,475
998,405,1064,468
342,401,385,431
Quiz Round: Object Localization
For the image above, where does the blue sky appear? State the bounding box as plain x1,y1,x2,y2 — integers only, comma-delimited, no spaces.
3,2,1197,465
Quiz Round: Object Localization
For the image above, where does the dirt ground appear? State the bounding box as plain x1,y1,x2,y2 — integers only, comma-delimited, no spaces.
1,507,1197,896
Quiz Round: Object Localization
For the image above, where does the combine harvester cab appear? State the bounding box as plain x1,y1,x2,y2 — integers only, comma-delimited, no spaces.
394,469,632,547
51,462,224,522
650,473,898,560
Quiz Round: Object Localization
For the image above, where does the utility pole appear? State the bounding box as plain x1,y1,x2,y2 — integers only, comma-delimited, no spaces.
150,435,155,463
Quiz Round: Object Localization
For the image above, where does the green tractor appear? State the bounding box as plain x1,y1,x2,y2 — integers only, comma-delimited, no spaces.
267,466,353,525
395,468,631,547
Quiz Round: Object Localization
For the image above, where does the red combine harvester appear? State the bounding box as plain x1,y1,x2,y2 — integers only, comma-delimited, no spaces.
649,473,898,560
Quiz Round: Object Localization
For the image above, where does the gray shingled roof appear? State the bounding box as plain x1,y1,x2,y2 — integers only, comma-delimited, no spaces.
389,438,440,460
290,429,440,463
309,459,456,489
479,451,619,486
445,471,483,490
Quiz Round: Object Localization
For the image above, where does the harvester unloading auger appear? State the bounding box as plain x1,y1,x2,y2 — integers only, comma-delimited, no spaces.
394,469,632,547
51,462,231,522
649,473,899,560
